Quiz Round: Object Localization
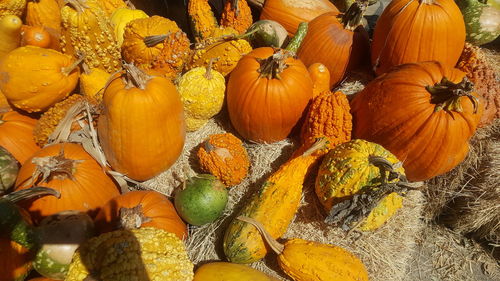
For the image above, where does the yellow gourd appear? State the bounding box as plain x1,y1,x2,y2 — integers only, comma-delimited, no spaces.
194,262,280,281
188,0,219,42
0,0,27,17
26,0,61,33
110,7,149,46
99,0,128,16
0,15,22,60
238,216,369,281
80,63,111,104
177,60,225,131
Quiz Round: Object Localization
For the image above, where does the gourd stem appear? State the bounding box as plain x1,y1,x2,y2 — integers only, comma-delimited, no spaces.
368,155,405,182
284,22,308,53
256,49,293,80
341,1,368,31
194,28,259,50
237,216,285,254
122,63,152,90
204,58,217,80
65,0,88,13
3,187,61,203
125,0,136,9
247,0,264,9
426,77,478,113
143,33,169,48
302,137,329,156
118,205,151,229
61,54,85,76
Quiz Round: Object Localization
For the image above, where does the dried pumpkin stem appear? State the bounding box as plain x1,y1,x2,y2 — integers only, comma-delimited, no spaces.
143,33,170,48
247,0,264,9
61,54,85,76
426,76,479,113
256,49,294,79
3,187,61,203
204,58,218,80
340,1,368,31
237,216,285,254
122,63,152,90
27,147,83,187
118,204,152,229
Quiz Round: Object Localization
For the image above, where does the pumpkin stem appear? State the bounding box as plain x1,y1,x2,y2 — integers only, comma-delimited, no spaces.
284,22,308,53
204,58,218,80
237,216,285,254
122,63,152,90
302,137,329,156
125,0,136,9
3,187,61,203
61,53,85,76
118,205,152,229
426,77,479,113
143,33,170,48
256,49,294,80
340,1,368,31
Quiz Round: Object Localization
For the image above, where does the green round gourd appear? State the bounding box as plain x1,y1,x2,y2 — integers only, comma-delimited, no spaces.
174,174,228,226
0,146,19,195
246,20,288,48
456,0,500,45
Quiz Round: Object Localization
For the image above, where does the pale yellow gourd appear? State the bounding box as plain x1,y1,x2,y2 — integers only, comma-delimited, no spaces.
0,15,22,60
194,262,280,281
110,7,149,46
177,61,225,131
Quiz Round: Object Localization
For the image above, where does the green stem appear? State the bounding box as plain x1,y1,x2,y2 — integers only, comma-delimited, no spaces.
284,22,308,53
426,77,479,113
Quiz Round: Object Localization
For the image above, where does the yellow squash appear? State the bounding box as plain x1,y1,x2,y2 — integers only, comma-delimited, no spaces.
109,7,149,46
80,63,111,104
194,262,280,281
0,15,22,60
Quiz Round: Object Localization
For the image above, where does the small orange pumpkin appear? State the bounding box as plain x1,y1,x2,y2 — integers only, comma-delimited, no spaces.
0,111,40,164
21,25,52,48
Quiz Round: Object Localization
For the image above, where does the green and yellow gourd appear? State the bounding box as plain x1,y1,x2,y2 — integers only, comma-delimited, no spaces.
456,0,500,45
177,60,225,131
315,139,405,231
223,139,328,264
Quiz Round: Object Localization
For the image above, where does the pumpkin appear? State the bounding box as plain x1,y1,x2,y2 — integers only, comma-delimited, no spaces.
109,7,149,46
220,0,253,34
197,133,250,187
20,25,52,48
0,15,22,60
0,0,27,17
226,23,312,143
94,190,188,240
246,19,288,48
456,0,500,45
351,61,483,182
315,139,406,231
79,64,111,104
187,26,253,76
60,0,121,73
98,64,186,181
14,142,120,222
0,46,80,113
371,0,466,75
457,43,499,127
0,111,40,164
65,227,194,281
308,63,331,96
194,262,280,281
177,60,226,131
223,139,328,263
26,0,61,33
121,15,191,75
0,146,19,195
260,0,339,35
238,216,369,281
297,4,370,88
150,30,192,80
188,0,219,41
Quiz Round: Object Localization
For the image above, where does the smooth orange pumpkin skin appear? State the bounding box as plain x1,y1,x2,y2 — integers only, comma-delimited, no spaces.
297,12,370,88
94,190,188,240
371,0,465,76
98,73,186,181
21,25,52,48
227,47,313,143
0,238,32,281
0,111,40,164
14,143,120,222
260,0,339,35
351,62,483,181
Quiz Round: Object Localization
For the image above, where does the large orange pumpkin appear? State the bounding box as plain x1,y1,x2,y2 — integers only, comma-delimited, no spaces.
0,238,33,281
297,4,370,88
98,64,185,181
14,142,120,222
0,111,40,164
371,0,465,76
227,24,313,143
260,0,339,34
351,61,483,181
94,190,188,240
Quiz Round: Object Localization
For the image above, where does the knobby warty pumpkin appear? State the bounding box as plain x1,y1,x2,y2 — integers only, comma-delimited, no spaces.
98,64,186,181
0,111,40,164
220,0,253,34
351,61,483,182
188,0,219,42
371,0,466,75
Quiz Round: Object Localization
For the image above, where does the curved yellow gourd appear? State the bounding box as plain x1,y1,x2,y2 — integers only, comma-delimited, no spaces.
194,262,280,281
0,15,22,60
110,7,149,46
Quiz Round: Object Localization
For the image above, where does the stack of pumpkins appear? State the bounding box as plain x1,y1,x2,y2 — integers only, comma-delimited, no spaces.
0,0,498,280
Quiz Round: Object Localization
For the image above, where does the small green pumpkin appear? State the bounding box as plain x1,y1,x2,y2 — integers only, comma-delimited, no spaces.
0,146,18,195
456,0,500,45
246,20,288,48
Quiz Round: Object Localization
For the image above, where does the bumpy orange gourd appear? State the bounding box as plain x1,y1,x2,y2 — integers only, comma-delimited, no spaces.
15,142,120,222
0,46,80,112
98,64,185,181
94,190,188,240
188,0,219,41
260,0,339,34
0,111,40,164
308,63,331,96
371,0,466,75
150,30,192,80
26,0,61,33
297,5,370,88
197,133,250,187
0,0,27,17
351,61,483,181
220,0,253,34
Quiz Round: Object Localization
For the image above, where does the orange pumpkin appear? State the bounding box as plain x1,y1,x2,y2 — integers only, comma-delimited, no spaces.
0,111,40,164
297,4,370,88
227,24,313,143
351,61,483,181
98,64,186,181
371,0,466,76
14,142,120,222
94,190,188,240
0,238,33,281
21,25,52,48
260,0,339,34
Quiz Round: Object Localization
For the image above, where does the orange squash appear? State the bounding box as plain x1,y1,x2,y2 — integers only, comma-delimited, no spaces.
20,25,52,48
0,111,40,164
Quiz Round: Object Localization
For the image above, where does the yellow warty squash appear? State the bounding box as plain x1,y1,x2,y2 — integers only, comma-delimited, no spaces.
177,61,225,131
110,7,149,46
80,64,111,104
0,0,27,17
65,227,194,281
0,15,22,60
